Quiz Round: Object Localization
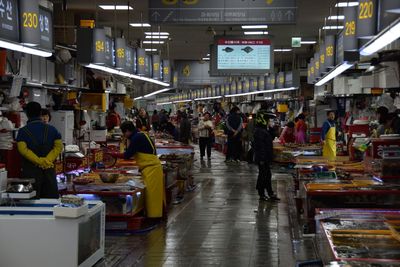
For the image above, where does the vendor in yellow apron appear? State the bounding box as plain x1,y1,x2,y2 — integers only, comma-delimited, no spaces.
119,121,165,218
322,111,336,160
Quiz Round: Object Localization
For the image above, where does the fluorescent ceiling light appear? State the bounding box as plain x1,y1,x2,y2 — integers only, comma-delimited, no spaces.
323,25,344,30
315,62,353,86
145,35,168,39
264,87,298,94
145,32,169,36
130,23,151,27
0,40,52,57
86,64,170,87
157,102,172,105
134,96,144,100
145,48,158,52
241,25,268,29
174,99,192,103
99,5,133,10
144,88,173,98
244,31,268,35
143,41,165,44
328,15,345,20
195,96,222,101
206,53,210,56
335,2,359,7
274,48,292,52
300,41,317,44
360,18,400,56
202,57,210,61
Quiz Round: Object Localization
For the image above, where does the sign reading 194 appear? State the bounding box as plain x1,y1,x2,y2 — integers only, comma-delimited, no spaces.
23,12,38,29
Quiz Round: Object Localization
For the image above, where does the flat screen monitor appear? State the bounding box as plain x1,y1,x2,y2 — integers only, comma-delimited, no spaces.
210,36,273,76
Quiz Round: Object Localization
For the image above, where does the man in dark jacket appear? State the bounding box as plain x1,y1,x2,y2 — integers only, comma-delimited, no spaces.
179,112,191,145
253,110,280,201
225,106,243,163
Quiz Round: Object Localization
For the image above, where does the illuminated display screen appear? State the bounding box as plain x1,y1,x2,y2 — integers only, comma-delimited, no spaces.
217,39,271,70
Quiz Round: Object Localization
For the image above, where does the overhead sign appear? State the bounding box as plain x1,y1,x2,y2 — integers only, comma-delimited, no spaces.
285,71,299,88
125,46,134,74
77,28,106,65
0,0,19,42
336,31,360,65
250,78,257,91
324,35,335,68
356,0,377,39
292,37,301,47
343,6,358,50
149,0,296,24
319,43,326,74
172,70,178,87
104,36,113,67
19,0,40,46
162,60,170,83
237,79,243,93
267,74,276,90
231,81,237,94
307,63,312,84
136,48,146,75
314,52,320,78
277,72,285,88
39,7,52,50
115,38,126,70
243,80,250,92
258,76,265,91
145,55,152,77
310,58,315,82
152,54,161,80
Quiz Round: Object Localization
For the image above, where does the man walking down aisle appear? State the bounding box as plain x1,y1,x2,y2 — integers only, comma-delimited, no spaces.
198,112,214,161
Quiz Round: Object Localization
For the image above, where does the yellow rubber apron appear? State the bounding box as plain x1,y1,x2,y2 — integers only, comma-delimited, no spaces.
322,122,336,160
135,133,165,218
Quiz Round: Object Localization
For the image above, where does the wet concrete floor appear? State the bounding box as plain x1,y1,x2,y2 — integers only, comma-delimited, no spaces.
99,149,315,266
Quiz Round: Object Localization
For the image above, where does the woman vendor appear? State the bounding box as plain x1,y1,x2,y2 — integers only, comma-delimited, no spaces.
321,110,336,159
279,121,295,144
114,121,165,218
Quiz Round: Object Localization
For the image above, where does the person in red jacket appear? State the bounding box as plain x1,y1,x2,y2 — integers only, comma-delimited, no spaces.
279,121,295,144
106,103,121,131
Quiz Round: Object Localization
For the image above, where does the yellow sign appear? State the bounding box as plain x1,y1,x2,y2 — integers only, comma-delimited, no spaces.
279,77,284,84
359,1,373,20
23,12,38,29
80,20,95,28
153,63,160,71
271,78,275,84
316,61,320,70
183,65,191,77
163,67,169,75
116,48,125,58
138,57,145,66
326,45,334,57
345,21,356,36
95,40,105,52
311,66,314,74
266,0,274,4
320,54,325,64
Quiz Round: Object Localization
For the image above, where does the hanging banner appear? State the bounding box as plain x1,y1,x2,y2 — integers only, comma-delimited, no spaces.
310,58,315,82
77,28,106,65
19,0,40,46
172,70,178,87
319,43,326,74
115,38,126,70
258,76,265,91
277,72,285,88
152,54,161,79
125,46,134,74
324,35,335,69
0,0,18,42
343,6,357,50
314,52,320,79
356,0,377,39
230,81,237,95
162,60,171,83
250,78,257,92
307,63,312,84
136,48,146,75
104,36,113,67
39,7,52,50
237,80,243,93
267,74,276,90
243,80,250,93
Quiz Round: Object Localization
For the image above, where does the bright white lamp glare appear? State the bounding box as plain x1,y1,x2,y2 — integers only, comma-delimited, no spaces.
241,25,268,29
144,88,173,98
322,25,344,30
315,62,353,86
327,15,345,20
244,31,268,35
145,35,168,39
360,19,400,56
195,96,222,101
143,41,165,44
0,40,52,57
99,5,133,10
145,32,170,36
335,2,359,7
130,23,151,27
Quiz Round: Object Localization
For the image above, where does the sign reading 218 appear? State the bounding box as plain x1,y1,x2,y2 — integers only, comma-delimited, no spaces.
162,0,275,4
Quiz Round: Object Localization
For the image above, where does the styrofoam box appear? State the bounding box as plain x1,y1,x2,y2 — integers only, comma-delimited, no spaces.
53,204,88,218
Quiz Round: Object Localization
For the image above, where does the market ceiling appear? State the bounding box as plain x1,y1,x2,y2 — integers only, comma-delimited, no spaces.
51,0,338,64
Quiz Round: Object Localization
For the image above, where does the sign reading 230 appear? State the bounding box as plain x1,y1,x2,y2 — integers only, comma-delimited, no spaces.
162,0,198,5
23,12,38,29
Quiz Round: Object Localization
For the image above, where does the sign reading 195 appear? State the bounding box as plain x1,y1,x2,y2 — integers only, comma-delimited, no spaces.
23,12,38,29
359,1,374,20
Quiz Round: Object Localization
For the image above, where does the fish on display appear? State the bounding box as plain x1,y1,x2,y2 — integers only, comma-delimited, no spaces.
222,47,234,53
242,46,254,53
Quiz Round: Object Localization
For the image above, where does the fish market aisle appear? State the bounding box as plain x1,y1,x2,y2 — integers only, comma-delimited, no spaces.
100,150,300,267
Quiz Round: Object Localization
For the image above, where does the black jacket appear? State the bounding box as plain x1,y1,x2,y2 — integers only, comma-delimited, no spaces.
226,113,243,136
253,126,273,163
